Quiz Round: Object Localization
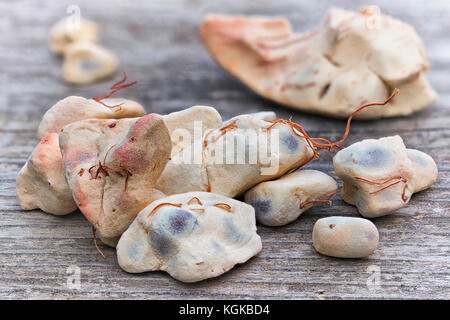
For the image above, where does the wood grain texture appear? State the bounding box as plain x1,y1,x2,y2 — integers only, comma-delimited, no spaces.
0,0,449,299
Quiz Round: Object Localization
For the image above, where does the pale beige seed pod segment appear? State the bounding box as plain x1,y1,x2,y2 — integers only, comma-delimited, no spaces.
16,133,77,215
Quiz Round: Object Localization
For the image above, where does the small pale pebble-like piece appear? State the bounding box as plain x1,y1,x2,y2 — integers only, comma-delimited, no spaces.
407,149,438,192
16,133,77,215
59,114,171,246
62,42,118,84
333,135,437,218
117,192,262,282
245,170,338,226
49,18,98,54
312,216,379,258
38,96,145,138
163,106,222,156
201,8,436,119
156,113,314,197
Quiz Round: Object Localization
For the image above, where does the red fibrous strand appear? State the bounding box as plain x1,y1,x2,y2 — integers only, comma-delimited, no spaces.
370,179,405,194
354,176,403,186
92,227,114,259
214,203,232,212
203,119,238,148
93,72,137,112
147,203,182,218
354,176,409,202
300,199,332,209
401,184,408,202
319,88,399,149
202,121,239,194
263,89,399,158
121,165,133,192
187,197,203,206
88,144,132,192
300,189,341,209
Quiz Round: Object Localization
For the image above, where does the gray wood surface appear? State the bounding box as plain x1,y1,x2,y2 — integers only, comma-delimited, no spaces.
0,0,449,299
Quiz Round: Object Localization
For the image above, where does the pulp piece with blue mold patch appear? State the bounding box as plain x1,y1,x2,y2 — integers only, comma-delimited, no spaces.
312,216,379,258
333,135,436,218
117,192,262,283
245,170,338,226
152,206,199,236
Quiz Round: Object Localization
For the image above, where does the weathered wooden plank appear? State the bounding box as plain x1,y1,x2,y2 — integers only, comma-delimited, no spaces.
0,0,449,299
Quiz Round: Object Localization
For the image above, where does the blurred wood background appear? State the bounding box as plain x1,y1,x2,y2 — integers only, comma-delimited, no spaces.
0,0,448,299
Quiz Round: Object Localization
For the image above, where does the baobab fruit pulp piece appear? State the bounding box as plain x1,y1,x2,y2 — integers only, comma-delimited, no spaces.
200,7,436,118
333,135,416,217
117,192,262,283
16,133,77,215
245,170,338,226
312,216,379,258
59,114,171,246
49,17,98,54
406,149,438,193
206,114,315,196
62,42,118,84
38,96,145,138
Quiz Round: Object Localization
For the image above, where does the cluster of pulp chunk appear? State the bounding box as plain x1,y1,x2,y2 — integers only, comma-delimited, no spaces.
16,88,438,281
201,7,436,118
16,7,439,283
50,17,118,84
